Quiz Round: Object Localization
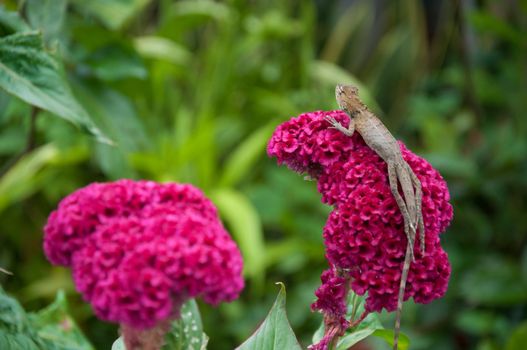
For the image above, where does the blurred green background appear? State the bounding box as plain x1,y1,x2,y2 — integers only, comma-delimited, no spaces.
1,0,526,349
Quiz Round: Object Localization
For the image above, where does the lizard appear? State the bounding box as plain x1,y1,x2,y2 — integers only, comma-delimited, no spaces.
327,84,425,350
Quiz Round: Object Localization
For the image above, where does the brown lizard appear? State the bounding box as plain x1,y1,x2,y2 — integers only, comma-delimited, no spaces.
328,84,425,350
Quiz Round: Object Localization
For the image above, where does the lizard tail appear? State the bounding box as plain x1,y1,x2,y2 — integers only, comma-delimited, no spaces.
393,242,413,350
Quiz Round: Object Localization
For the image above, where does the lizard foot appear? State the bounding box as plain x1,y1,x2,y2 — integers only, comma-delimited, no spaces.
324,116,354,136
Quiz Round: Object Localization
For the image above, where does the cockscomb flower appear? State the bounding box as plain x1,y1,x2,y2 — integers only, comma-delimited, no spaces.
268,110,453,329
44,180,244,346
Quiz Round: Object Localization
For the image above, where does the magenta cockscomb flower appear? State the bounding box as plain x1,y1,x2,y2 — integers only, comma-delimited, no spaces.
268,110,453,329
44,180,244,335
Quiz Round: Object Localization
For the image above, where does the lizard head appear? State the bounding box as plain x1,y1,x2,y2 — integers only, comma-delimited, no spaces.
335,84,365,117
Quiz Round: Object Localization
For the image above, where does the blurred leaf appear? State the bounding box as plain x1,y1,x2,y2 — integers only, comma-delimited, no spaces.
25,0,67,43
0,32,111,143
0,5,30,33
70,0,152,30
0,144,58,213
210,189,266,286
460,256,527,305
84,44,147,81
506,322,527,350
30,291,93,350
72,81,148,179
310,60,381,113
134,36,191,65
468,11,524,45
455,310,507,336
219,123,275,187
0,285,41,350
0,286,92,350
171,0,231,23
372,329,410,350
163,299,208,350
236,283,301,350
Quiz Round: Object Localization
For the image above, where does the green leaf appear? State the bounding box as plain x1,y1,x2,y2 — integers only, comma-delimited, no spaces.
335,312,384,350
0,144,59,213
0,286,93,350
112,300,208,350
0,32,111,144
209,189,266,287
312,291,410,350
134,36,191,65
29,291,93,350
84,44,147,81
71,81,148,179
170,1,231,23
460,256,527,305
236,283,301,350
219,123,275,187
372,329,410,350
163,299,208,350
25,0,67,43
506,321,527,350
0,5,30,33
71,0,152,30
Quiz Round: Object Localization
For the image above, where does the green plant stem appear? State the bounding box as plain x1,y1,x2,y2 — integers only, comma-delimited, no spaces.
350,292,359,323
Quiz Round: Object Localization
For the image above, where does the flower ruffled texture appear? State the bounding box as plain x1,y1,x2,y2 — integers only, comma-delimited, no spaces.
44,180,244,329
268,110,453,318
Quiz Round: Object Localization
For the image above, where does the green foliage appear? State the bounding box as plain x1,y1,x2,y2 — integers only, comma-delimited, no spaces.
0,287,92,350
112,299,208,350
236,283,301,350
1,0,526,349
312,291,410,350
0,9,110,143
163,299,208,350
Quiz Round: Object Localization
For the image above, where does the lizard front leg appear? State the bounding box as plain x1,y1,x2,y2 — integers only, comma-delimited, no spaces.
325,114,355,137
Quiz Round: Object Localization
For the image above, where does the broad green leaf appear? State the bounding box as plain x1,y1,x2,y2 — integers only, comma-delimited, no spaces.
219,123,275,187
506,321,527,350
29,291,93,350
0,286,48,349
71,0,152,30
236,283,301,350
25,0,67,43
0,5,30,33
0,32,111,143
335,312,383,350
372,329,410,350
0,144,58,213
210,189,265,287
134,36,191,65
163,299,208,350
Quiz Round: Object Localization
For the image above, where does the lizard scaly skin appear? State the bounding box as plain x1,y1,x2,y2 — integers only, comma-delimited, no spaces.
329,84,425,350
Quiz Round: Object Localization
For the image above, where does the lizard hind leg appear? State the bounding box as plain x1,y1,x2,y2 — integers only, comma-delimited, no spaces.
405,162,425,255
387,162,415,261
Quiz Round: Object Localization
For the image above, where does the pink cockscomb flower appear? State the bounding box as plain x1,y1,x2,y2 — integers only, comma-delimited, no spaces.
268,110,453,345
44,180,244,347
